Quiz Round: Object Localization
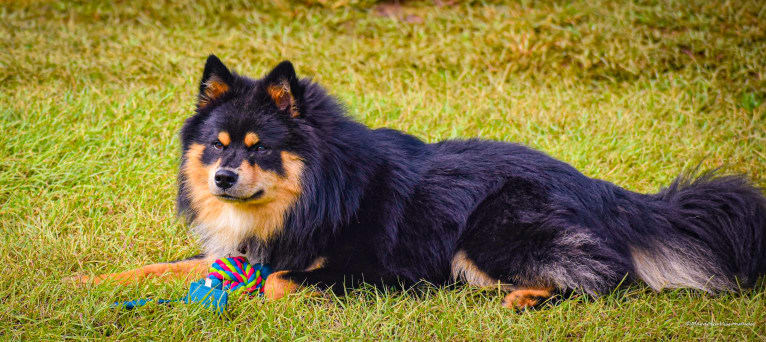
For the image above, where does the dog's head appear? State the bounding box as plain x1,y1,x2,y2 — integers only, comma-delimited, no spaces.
178,55,319,246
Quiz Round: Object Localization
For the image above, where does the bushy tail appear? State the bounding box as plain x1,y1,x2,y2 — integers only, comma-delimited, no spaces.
631,172,766,292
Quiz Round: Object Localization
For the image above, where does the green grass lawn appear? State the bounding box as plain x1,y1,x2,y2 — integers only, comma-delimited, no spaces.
1,0,765,339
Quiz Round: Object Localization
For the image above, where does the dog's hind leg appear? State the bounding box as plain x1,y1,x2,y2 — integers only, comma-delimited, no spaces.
457,179,630,309
66,254,214,285
451,249,555,310
450,250,511,290
501,286,555,310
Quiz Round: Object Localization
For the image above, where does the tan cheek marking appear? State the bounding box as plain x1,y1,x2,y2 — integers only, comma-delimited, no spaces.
199,76,230,107
231,151,305,241
218,131,231,146
183,143,224,224
244,132,259,147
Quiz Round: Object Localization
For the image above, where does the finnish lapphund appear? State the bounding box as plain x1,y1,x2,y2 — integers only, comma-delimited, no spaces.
74,55,766,309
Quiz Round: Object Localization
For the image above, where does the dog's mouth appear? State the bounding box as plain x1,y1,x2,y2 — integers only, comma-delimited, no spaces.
215,189,265,202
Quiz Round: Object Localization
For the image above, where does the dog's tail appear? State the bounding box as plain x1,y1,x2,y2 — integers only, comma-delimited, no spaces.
629,172,766,292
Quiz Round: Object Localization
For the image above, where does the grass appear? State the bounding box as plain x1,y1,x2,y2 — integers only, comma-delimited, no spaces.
1,0,765,339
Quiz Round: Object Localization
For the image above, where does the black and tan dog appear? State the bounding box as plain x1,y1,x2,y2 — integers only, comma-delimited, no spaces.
72,56,766,309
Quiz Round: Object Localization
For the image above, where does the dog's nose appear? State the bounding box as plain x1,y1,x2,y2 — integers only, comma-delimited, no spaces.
214,169,238,189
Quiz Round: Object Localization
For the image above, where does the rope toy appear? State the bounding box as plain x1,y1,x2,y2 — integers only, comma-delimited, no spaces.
208,257,269,295
115,257,271,313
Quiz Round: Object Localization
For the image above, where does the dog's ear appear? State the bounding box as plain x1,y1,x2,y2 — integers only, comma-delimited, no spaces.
198,54,233,108
264,61,303,118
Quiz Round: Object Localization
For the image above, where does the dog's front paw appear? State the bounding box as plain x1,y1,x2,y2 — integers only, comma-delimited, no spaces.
263,270,300,300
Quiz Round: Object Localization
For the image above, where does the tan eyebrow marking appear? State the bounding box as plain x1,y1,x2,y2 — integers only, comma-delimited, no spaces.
217,131,231,146
244,132,260,147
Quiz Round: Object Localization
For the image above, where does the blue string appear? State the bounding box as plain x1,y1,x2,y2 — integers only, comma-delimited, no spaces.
113,262,270,314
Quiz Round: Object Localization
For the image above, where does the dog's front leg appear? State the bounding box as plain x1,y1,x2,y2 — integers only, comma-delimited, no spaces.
66,255,215,285
263,268,363,299
262,270,302,299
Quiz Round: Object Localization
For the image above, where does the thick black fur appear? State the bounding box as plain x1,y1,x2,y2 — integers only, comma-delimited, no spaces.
179,55,766,298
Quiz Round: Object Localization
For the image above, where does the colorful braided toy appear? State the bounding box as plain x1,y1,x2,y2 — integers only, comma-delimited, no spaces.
208,257,269,295
115,257,271,313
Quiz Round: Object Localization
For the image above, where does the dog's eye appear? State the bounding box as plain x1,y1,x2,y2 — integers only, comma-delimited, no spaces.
212,141,224,150
253,144,269,153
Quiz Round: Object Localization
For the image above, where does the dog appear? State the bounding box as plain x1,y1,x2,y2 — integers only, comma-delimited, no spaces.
73,55,766,309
